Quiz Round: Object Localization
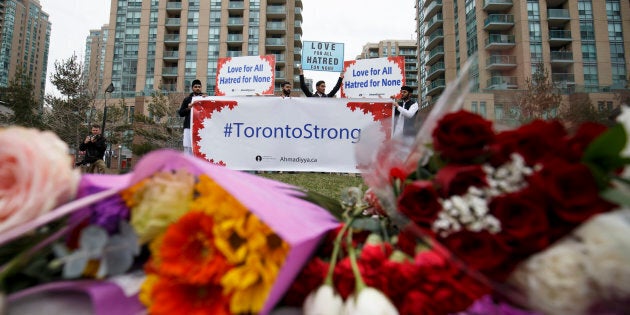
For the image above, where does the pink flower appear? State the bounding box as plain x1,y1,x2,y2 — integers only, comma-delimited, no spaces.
0,127,79,234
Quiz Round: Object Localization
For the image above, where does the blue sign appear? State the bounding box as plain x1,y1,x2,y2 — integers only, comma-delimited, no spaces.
301,41,345,72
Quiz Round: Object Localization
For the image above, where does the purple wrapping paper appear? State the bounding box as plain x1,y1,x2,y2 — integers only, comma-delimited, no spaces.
5,149,340,315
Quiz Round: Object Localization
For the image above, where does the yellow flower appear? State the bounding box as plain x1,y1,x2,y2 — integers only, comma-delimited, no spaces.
123,170,196,243
139,274,159,308
192,174,248,221
221,255,277,314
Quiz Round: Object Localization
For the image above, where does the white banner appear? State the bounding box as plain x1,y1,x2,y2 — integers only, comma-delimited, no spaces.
191,97,393,172
215,55,275,96
341,57,406,98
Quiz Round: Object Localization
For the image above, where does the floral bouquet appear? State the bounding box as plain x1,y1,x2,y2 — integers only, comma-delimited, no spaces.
0,131,339,314
279,95,630,314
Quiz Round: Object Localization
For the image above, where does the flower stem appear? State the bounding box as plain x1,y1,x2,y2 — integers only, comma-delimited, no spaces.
324,207,363,286
347,227,366,293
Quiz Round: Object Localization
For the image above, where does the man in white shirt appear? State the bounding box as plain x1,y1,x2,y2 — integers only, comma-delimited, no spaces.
391,85,419,138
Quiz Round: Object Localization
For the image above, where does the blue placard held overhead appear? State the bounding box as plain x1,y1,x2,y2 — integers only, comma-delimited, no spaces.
301,41,345,72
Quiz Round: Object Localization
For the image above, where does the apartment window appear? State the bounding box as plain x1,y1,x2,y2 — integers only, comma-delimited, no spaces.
188,11,199,24
186,44,198,57
210,11,221,23
471,101,478,113
581,44,596,61
578,1,593,18
608,22,623,41
209,28,219,41
248,27,259,40
529,23,541,41
494,104,504,120
598,101,605,111
187,28,198,41
124,44,138,57
126,11,141,24
185,61,197,76
207,60,218,76
150,11,158,23
479,102,487,118
248,43,259,55
527,1,540,20
583,65,599,86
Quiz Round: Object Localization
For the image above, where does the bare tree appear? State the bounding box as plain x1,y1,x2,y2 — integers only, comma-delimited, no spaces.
131,90,183,157
511,62,563,122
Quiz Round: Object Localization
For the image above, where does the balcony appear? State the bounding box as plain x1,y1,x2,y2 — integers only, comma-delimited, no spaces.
267,5,286,18
163,50,179,60
486,76,518,89
266,21,286,33
548,30,572,47
227,17,244,30
552,73,575,86
426,61,445,81
228,1,244,12
276,70,285,79
227,51,242,57
423,0,437,9
484,14,514,31
166,2,182,12
295,7,302,18
405,65,418,72
426,29,444,50
426,45,444,66
164,34,180,45
550,51,573,64
426,79,446,96
547,9,570,26
483,0,512,12
265,37,285,47
425,13,443,34
165,18,181,30
162,67,179,77
227,34,243,45
485,34,515,50
547,0,567,7
486,55,516,70
424,0,442,21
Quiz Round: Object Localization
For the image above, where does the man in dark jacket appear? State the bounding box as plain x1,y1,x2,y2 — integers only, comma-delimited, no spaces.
178,79,204,154
78,125,107,173
299,68,344,97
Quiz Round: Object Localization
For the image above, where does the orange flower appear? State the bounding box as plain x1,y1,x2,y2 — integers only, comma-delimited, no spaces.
154,211,231,284
146,276,231,315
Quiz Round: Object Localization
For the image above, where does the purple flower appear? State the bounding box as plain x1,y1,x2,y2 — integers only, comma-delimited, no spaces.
70,184,130,234
451,295,542,315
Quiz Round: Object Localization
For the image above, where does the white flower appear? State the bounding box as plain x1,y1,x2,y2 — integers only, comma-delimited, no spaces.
508,239,594,315
342,287,398,315
574,209,630,299
303,284,343,315
617,106,630,158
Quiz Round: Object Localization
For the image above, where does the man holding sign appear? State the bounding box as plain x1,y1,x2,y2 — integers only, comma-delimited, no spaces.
299,67,344,98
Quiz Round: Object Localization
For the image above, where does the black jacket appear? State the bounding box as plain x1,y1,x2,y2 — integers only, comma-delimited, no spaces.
299,75,343,97
395,98,420,136
178,92,203,128
79,135,107,163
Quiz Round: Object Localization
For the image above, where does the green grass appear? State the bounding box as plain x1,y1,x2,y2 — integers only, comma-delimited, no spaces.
258,172,365,200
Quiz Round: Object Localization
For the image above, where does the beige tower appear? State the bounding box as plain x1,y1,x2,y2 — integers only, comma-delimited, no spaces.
417,0,630,120
0,0,51,103
87,0,303,101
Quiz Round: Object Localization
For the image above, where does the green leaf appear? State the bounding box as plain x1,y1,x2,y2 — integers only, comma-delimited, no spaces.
293,188,344,220
601,187,630,207
350,218,382,232
582,124,627,172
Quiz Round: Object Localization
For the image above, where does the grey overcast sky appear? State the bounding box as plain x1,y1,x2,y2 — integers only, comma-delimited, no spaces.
38,0,416,96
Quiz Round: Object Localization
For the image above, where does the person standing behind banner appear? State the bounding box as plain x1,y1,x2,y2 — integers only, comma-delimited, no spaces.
178,79,205,155
280,81,293,98
298,67,344,97
391,85,419,138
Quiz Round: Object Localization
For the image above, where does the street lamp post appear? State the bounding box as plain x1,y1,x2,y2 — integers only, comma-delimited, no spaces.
101,83,115,133
118,145,123,170
102,83,115,168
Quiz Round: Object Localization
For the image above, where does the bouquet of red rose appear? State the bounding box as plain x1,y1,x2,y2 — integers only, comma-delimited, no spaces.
358,105,630,314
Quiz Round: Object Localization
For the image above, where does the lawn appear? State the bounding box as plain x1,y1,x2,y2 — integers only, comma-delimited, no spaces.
258,172,366,200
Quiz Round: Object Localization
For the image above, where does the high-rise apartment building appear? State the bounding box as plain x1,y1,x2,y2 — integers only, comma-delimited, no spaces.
0,0,51,103
416,0,630,120
358,40,419,96
87,0,303,103
84,26,109,96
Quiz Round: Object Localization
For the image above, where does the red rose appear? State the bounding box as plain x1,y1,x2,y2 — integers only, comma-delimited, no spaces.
382,259,421,305
399,290,440,315
359,243,393,289
529,159,614,223
489,189,550,255
490,119,568,166
566,122,608,162
442,230,510,274
397,181,442,230
432,110,495,162
281,257,329,306
434,164,488,197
